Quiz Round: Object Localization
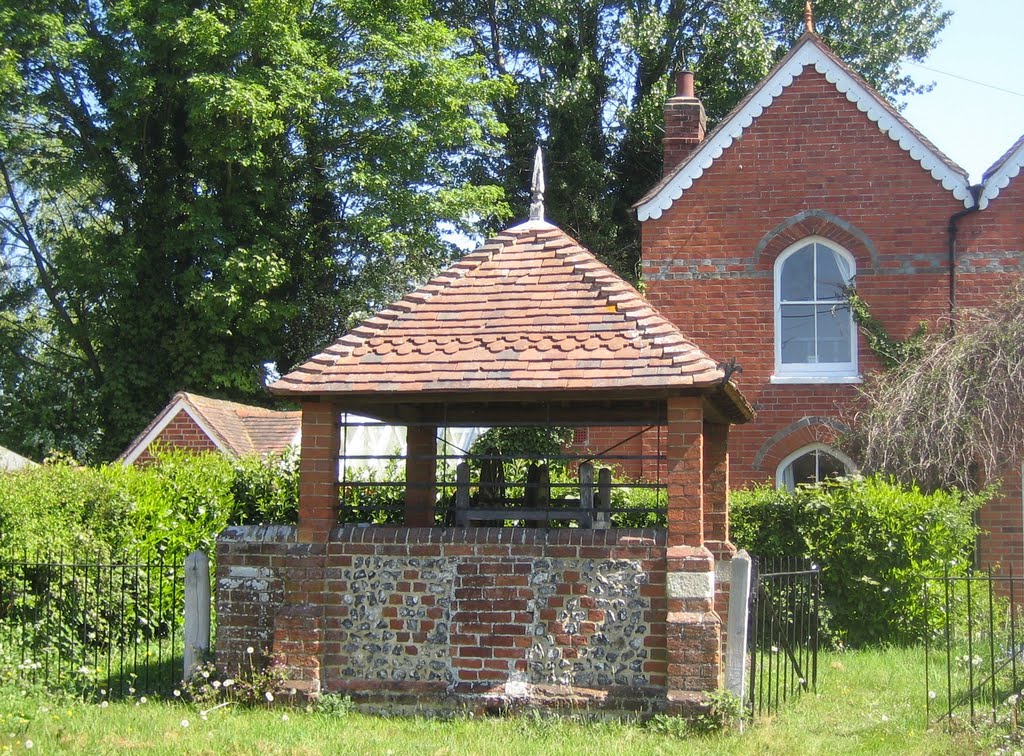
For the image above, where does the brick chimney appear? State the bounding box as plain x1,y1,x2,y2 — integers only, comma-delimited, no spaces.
663,71,706,175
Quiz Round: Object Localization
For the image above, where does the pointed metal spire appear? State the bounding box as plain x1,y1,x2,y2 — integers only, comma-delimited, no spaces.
529,146,545,222
804,1,814,33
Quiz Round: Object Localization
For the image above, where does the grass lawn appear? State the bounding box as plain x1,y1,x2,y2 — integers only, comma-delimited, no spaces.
0,648,987,755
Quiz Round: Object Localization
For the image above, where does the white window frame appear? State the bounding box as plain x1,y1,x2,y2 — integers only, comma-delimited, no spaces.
772,237,860,384
775,442,857,490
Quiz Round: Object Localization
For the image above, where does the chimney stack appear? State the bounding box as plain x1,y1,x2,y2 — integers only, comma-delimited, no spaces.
663,71,706,175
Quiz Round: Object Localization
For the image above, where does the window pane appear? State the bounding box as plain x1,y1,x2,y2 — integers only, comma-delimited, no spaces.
788,452,819,486
815,304,852,363
784,449,850,488
780,245,814,301
815,245,851,299
781,304,815,363
816,451,848,481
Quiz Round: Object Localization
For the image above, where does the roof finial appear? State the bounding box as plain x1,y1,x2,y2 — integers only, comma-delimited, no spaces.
529,146,545,222
804,0,814,33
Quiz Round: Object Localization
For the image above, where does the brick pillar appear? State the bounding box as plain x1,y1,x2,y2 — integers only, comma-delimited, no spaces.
702,421,730,545
405,424,437,527
665,545,722,709
666,396,704,548
702,421,735,651
664,397,721,709
272,603,324,698
298,400,341,542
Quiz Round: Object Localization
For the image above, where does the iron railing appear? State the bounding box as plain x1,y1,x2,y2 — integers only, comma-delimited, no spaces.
0,546,186,699
748,556,821,717
925,566,1024,728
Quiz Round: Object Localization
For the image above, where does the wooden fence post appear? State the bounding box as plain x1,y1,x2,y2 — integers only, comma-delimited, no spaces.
595,467,612,530
184,550,211,681
726,549,752,703
579,462,595,529
455,462,470,526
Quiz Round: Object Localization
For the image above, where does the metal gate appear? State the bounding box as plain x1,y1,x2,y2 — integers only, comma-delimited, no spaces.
748,556,821,716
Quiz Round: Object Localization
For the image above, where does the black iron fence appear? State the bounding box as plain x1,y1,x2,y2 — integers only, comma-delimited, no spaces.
925,566,1024,728
0,546,186,699
748,556,821,717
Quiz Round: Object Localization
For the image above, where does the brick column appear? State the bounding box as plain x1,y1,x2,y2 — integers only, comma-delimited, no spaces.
702,421,736,649
666,396,704,548
298,400,340,542
702,421,730,545
405,424,437,527
664,397,721,710
665,544,721,709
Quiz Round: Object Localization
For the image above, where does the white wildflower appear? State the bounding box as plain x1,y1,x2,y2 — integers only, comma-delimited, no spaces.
180,719,189,728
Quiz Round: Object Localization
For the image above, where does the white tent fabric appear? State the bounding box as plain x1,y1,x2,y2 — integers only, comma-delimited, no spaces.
338,415,485,476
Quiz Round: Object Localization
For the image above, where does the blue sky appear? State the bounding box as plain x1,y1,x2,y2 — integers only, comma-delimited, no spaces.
898,0,1024,182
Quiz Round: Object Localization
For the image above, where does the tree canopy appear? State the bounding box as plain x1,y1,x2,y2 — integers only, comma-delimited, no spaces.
0,0,508,460
0,0,951,462
431,0,951,277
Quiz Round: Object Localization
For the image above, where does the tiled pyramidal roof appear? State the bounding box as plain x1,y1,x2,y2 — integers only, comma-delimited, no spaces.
272,220,726,395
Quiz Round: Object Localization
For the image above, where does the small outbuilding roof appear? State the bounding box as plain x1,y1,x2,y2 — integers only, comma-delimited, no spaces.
119,392,300,464
0,444,37,472
272,220,752,423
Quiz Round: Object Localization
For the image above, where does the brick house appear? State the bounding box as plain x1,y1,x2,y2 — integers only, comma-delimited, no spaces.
118,391,300,465
635,31,1024,569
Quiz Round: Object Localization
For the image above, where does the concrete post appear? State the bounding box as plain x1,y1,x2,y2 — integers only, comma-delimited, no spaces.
725,550,752,702
183,550,211,680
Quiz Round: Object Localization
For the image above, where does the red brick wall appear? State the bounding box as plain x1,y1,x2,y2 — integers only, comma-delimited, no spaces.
643,69,965,489
640,67,1024,569
217,525,675,714
959,177,1024,570
134,410,219,463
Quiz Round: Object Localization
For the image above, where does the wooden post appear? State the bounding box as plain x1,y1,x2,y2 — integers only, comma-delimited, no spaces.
455,462,470,527
579,462,594,529
596,467,612,530
183,550,210,681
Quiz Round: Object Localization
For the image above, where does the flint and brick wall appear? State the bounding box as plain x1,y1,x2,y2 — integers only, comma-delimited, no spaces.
216,525,713,715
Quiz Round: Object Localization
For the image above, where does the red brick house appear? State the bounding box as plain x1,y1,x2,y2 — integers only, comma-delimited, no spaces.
119,391,300,465
635,31,1024,569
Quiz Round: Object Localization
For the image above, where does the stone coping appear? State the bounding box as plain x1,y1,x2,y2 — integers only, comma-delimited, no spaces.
219,525,666,547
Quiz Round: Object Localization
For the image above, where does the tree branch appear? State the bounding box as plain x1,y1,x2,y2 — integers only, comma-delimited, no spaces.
0,155,103,380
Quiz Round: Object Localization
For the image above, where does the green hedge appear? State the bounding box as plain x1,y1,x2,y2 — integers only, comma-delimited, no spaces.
0,448,299,557
731,476,985,647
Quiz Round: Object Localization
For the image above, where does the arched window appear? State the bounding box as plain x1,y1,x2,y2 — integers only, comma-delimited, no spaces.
776,443,856,490
773,238,858,382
